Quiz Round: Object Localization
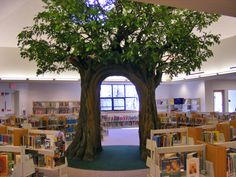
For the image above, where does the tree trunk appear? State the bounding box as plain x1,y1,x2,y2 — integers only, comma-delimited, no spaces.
66,70,102,161
66,62,161,162
134,79,160,160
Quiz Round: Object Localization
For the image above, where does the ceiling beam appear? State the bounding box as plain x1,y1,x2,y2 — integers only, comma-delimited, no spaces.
133,0,236,17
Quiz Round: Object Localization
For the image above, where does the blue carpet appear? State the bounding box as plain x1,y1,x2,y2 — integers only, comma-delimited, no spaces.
68,145,147,171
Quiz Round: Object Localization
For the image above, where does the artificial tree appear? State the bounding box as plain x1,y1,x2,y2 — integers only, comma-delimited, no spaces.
18,0,220,161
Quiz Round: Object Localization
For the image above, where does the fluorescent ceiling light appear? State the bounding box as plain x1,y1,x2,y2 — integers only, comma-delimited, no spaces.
219,70,236,75
28,78,53,81
54,78,79,81
189,71,204,75
1,77,26,80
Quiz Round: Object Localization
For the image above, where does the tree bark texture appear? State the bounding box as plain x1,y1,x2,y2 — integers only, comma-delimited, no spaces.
66,69,103,161
66,63,161,161
135,79,160,160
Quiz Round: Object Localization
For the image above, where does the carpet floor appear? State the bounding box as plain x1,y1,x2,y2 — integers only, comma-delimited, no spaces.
68,145,147,171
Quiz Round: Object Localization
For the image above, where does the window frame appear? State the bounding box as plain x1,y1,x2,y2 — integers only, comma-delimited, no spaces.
100,84,138,111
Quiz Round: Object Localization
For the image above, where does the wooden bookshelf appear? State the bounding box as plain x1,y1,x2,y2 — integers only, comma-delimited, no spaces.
205,143,227,177
0,145,35,177
188,127,203,144
0,125,7,134
153,144,206,177
216,123,230,142
33,101,80,115
101,111,139,128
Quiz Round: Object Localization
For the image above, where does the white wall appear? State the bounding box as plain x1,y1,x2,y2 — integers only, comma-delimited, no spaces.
156,84,171,99
168,80,206,111
6,79,236,115
205,80,236,112
0,81,81,115
28,82,81,114
0,82,29,116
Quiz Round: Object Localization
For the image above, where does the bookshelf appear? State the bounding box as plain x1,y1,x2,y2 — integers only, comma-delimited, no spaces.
32,101,80,115
28,114,78,143
151,127,189,147
214,141,236,177
26,129,68,177
101,111,139,128
148,144,206,177
0,145,35,177
0,126,68,177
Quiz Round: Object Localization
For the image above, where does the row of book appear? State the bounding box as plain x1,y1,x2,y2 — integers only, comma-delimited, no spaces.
202,130,221,143
33,101,80,108
152,132,184,147
101,115,138,122
21,135,54,149
227,148,236,176
101,121,139,128
33,107,80,114
0,134,13,145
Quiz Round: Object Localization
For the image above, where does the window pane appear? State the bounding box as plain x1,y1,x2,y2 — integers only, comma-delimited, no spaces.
113,85,124,97
100,85,112,97
101,99,112,110
114,99,124,110
126,98,139,110
125,85,138,97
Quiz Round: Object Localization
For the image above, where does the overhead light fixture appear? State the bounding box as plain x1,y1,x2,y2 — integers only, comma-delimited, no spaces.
201,73,217,77
54,78,79,81
1,77,26,81
28,78,53,81
218,70,236,75
189,71,204,75
230,66,236,70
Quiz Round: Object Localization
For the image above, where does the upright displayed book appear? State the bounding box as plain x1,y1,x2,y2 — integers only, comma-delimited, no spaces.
186,158,199,177
161,155,182,177
147,142,206,177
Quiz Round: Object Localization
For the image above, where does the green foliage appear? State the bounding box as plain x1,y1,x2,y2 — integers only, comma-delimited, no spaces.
18,0,220,77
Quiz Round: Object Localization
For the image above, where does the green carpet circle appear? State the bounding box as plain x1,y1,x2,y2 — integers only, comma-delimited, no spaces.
68,145,147,171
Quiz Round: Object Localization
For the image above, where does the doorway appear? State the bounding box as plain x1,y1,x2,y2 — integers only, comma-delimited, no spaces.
228,90,236,112
213,90,225,112
100,76,139,146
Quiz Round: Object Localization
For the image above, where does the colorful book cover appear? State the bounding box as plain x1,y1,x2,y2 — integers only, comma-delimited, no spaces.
44,138,51,149
186,157,199,177
161,157,181,177
0,135,3,145
0,154,8,175
45,156,53,168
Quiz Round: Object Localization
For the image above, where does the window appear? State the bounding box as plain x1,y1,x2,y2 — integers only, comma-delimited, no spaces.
214,90,225,113
100,84,139,111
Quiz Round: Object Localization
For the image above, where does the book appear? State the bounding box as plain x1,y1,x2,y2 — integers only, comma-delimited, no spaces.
161,156,181,177
45,156,53,168
38,154,45,167
0,154,8,176
186,157,199,177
